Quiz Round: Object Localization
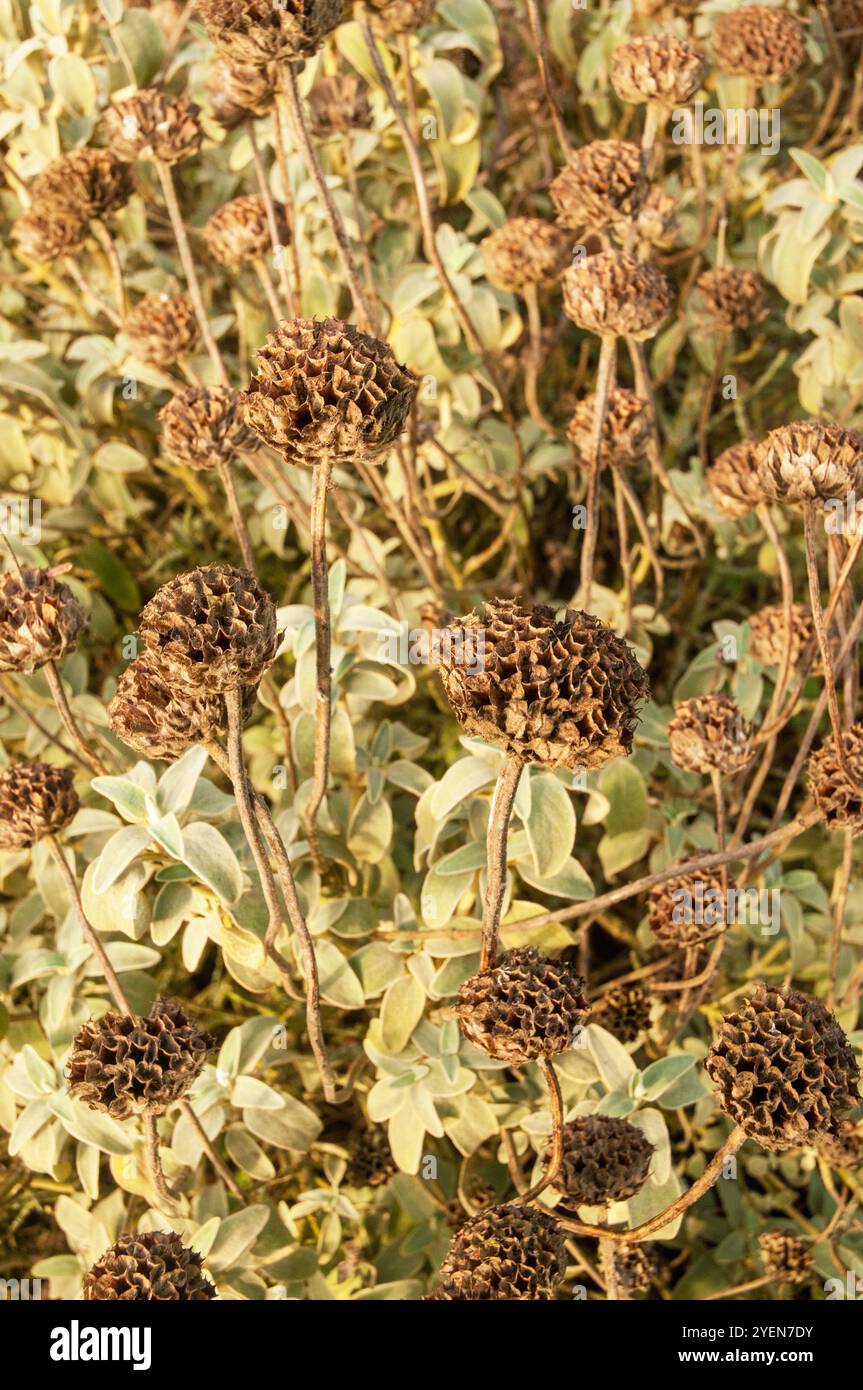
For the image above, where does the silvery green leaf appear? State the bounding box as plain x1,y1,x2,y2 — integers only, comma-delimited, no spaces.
638,1054,696,1101
231,1076,285,1110
92,824,151,895
181,822,244,905
146,809,184,859
430,756,496,820
157,744,208,815
524,772,575,877
91,776,149,823
380,974,425,1054
586,1024,638,1091
387,1100,426,1174
205,1205,271,1272
49,1094,135,1156
244,1095,321,1151
9,1097,52,1156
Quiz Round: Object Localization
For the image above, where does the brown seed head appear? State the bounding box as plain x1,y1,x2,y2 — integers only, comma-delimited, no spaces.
757,1231,812,1285
595,982,651,1043
456,947,589,1064
712,5,806,83
12,208,88,262
631,186,679,251
363,0,437,34
160,386,256,472
567,387,651,469
307,73,372,138
816,1120,863,1169
429,1203,566,1300
696,267,767,331
756,422,863,504
648,871,726,948
203,195,287,267
550,1114,654,1206
747,603,814,669
102,89,202,165
706,441,766,519
84,1230,215,1301
550,140,647,232
0,763,79,850
611,35,705,106
667,693,753,775
563,250,674,340
613,1243,658,1296
808,724,863,836
346,1127,395,1187
31,148,133,220
0,566,86,673
198,0,344,64
109,649,256,762
123,291,200,367
204,57,278,129
481,217,573,292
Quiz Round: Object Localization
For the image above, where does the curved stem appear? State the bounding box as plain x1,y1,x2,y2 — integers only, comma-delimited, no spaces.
156,160,229,385
248,118,296,315
480,753,524,970
2,675,94,773
612,467,633,628
144,1114,178,1213
514,1057,564,1205
523,284,553,433
580,336,616,610
626,336,706,556
179,1098,243,1199
524,0,571,158
253,256,283,324
306,458,333,873
616,467,665,616
828,827,854,1009
803,502,852,776
46,835,131,1012
216,458,256,575
91,219,126,320
703,1273,774,1301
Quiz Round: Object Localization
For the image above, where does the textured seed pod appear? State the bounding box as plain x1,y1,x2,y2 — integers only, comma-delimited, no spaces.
562,250,674,341
436,598,650,771
631,186,679,251
12,208,88,262
198,0,343,65
84,1231,215,1301
755,422,863,505
481,217,572,292
0,566,86,673
550,140,646,232
363,0,437,34
705,983,860,1152
67,999,214,1120
829,0,863,51
0,764,78,850
808,725,863,836
550,1115,654,1206
757,1231,812,1285
240,317,418,466
307,73,372,138
203,195,287,267
711,6,806,83
706,441,766,519
159,386,256,473
123,291,200,366
648,871,726,948
595,983,651,1043
667,694,753,776
30,148,133,220
456,947,589,1064
137,565,277,695
613,1243,658,1297
567,388,651,469
816,1120,863,1169
203,57,278,129
696,267,767,331
102,90,202,165
610,35,705,106
428,1203,566,1301
346,1127,395,1187
109,649,256,762
747,603,815,669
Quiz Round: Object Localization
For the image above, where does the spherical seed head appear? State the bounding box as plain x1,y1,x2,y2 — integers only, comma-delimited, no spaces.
431,1203,566,1300
12,208,88,262
808,724,863,836
307,73,372,138
550,140,647,232
84,1230,215,1301
816,1120,863,1169
562,250,674,340
240,317,418,466
159,386,256,473
31,148,134,220
480,217,572,293
596,982,651,1043
102,90,202,165
0,763,78,850
550,1115,654,1206
632,186,679,251
829,0,863,42
363,0,437,34
755,421,863,504
748,602,814,669
706,441,766,519
712,5,806,84
567,387,651,469
203,195,287,268
613,1243,658,1297
204,57,278,129
67,998,215,1120
667,693,753,775
0,565,86,673
456,947,589,1064
109,649,256,762
696,267,767,331
648,871,726,948
123,291,200,367
198,0,343,64
610,35,705,106
705,983,860,1152
346,1127,395,1187
436,598,649,771
757,1231,812,1285
137,565,277,695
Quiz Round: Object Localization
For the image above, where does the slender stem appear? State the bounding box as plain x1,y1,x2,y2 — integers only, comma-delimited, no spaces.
42,662,108,776
341,135,378,314
755,503,795,732
697,329,729,466
306,458,333,872
523,284,553,433
1,676,93,772
612,468,633,627
616,467,665,615
253,256,283,324
514,1057,563,1204
216,458,257,575
626,336,706,555
46,836,131,1011
524,0,571,157
480,753,524,970
144,1114,178,1212
179,1098,243,1199
156,160,229,385
828,827,854,1009
703,1274,774,1301
91,219,126,320
63,256,120,327
600,1223,621,1301
248,118,296,315
580,336,616,611
803,502,851,774
270,101,303,309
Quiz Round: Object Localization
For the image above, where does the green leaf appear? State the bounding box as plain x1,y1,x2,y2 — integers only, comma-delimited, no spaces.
638,1054,696,1101
92,825,150,895
380,975,426,1053
586,1024,638,1090
598,762,647,836
91,776,149,823
430,757,496,819
181,822,244,905
157,745,208,815
388,1101,426,1174
314,939,365,1008
48,54,96,115
347,792,393,865
244,1095,321,1151
524,773,576,877
78,543,141,613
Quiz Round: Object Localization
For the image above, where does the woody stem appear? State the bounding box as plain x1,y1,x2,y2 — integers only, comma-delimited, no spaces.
803,502,852,776
306,458,333,873
45,835,130,1012
143,1114,178,1212
42,662,109,777
156,160,229,385
481,753,524,971
515,1056,564,1205
580,336,616,611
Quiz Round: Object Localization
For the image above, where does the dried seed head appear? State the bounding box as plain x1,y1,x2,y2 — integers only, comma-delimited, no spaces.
613,1243,658,1296
102,90,203,165
198,0,343,65
550,140,647,232
631,186,679,251
123,291,200,366
611,35,705,106
757,1231,812,1285
712,5,806,83
84,1230,215,1301
816,1120,863,1169
567,387,651,469
159,386,256,473
706,441,766,519
137,565,277,695
747,603,815,669
0,565,86,673
667,693,753,775
204,57,278,129
808,724,863,836
481,217,573,292
828,0,863,45
30,148,134,220
436,598,650,771
307,74,372,138
456,947,589,1064
203,195,287,267
12,208,88,262
563,250,674,340
550,1114,654,1206
705,983,860,1152
429,1203,566,1300
696,267,767,331
595,982,651,1043
240,316,418,466
363,0,437,34
648,871,726,948
345,1127,395,1187
756,421,863,504
109,649,256,762
0,763,78,849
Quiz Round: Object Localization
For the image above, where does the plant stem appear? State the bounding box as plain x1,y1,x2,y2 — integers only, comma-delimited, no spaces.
91,219,126,320
179,1098,244,1199
46,836,131,1012
156,159,229,385
803,502,851,775
248,118,296,314
523,283,553,433
306,458,333,873
524,0,571,158
144,1114,178,1212
253,256,283,323
216,458,257,575
514,1057,564,1204
42,662,108,776
828,827,854,1008
480,753,524,970
580,336,616,610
